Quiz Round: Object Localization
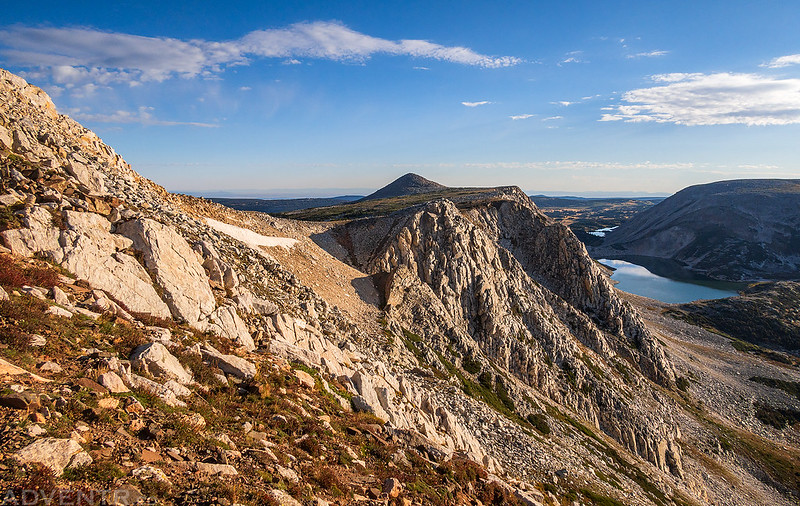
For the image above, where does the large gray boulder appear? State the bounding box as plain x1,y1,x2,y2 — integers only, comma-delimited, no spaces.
203,306,255,351
200,346,257,380
1,210,171,319
117,218,215,326
131,342,193,385
15,438,92,475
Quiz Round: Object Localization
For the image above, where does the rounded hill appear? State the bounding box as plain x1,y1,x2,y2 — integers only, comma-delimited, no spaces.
591,179,800,281
359,173,447,202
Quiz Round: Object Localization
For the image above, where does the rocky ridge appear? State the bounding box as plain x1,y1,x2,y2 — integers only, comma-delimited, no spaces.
335,193,683,478
1,67,798,505
0,67,547,504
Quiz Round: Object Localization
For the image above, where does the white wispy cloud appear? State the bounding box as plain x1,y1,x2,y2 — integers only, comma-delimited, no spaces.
0,27,242,83
542,116,562,121
762,54,800,68
626,50,668,59
462,101,491,107
0,22,520,89
600,72,800,126
559,51,585,65
552,101,574,106
510,114,535,120
71,106,218,127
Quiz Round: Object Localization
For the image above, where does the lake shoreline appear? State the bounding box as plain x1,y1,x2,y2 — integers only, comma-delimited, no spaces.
597,258,743,304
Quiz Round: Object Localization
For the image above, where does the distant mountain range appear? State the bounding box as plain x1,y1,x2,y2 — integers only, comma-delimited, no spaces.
591,179,800,282
209,172,448,214
209,195,361,214
210,176,665,217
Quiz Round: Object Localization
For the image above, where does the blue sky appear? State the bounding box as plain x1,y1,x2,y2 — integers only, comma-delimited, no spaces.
2,1,800,197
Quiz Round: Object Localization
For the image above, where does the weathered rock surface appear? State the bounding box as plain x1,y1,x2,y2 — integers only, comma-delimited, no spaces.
117,218,215,325
98,371,129,393
200,345,257,380
338,194,682,476
130,342,193,385
193,240,238,293
203,305,255,351
1,208,171,318
15,438,92,475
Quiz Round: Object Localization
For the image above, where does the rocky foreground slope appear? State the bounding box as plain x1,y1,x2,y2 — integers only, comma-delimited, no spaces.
1,68,799,505
590,179,800,282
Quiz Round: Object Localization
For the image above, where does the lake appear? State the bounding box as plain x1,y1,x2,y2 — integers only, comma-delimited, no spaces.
597,258,741,304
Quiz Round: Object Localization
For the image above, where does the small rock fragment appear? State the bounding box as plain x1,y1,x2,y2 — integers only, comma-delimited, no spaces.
294,369,315,389
383,477,402,498
98,372,129,393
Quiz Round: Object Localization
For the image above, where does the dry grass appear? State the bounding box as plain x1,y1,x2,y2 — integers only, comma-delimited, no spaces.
0,254,60,288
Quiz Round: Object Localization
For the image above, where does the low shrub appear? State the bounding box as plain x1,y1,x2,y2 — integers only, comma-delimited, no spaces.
0,255,60,288
526,413,551,435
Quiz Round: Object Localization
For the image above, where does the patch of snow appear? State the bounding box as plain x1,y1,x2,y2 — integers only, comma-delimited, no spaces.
205,218,298,249
589,226,618,237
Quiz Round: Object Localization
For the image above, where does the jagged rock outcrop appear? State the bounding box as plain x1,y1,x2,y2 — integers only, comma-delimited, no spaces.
337,195,682,476
462,191,675,387
116,218,215,325
2,207,172,318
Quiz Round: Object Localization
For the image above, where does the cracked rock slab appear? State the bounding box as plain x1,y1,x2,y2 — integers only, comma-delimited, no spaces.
16,438,92,475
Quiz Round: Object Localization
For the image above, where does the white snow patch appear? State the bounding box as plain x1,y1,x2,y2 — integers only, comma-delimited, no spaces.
205,218,298,249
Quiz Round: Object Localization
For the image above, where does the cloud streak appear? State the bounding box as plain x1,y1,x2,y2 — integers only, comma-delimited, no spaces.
626,50,668,59
762,54,800,68
510,114,534,120
600,72,800,126
0,22,521,88
71,106,218,127
462,101,491,107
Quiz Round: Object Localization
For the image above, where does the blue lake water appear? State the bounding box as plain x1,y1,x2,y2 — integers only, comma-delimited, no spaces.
597,258,740,304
